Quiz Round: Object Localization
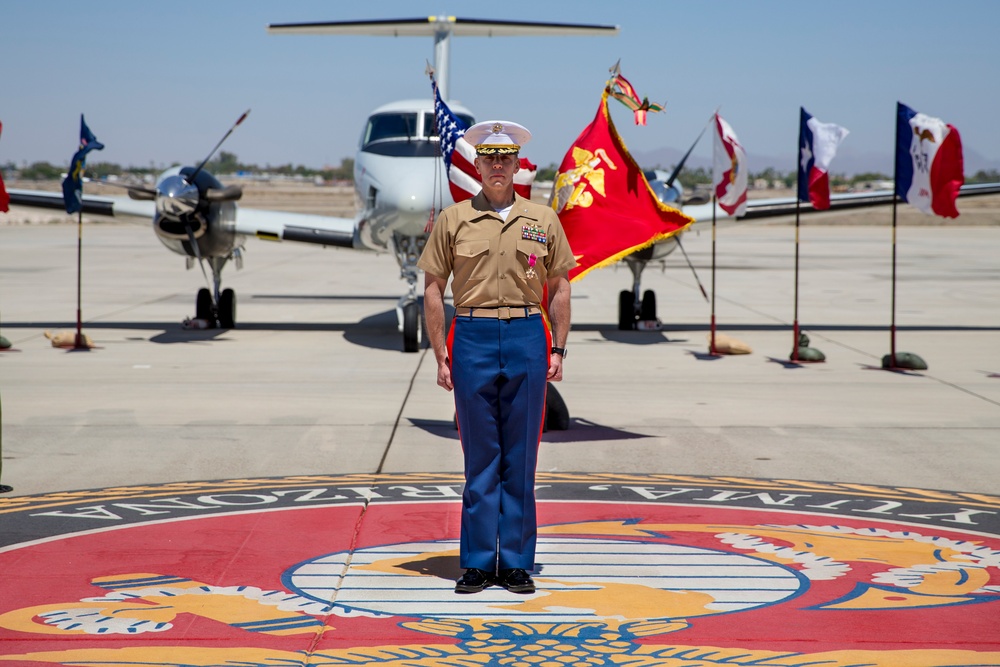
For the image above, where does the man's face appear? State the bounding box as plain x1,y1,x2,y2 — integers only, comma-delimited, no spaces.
475,153,519,190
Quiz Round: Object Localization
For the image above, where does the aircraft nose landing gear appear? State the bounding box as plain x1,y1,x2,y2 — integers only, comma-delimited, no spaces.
618,289,659,331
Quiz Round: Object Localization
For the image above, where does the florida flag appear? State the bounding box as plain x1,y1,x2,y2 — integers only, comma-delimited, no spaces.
431,81,535,203
895,102,963,218
712,113,747,217
552,92,694,282
797,108,849,210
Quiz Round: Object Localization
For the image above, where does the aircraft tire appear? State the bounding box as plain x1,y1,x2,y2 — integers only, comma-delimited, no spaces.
402,302,420,353
618,290,635,330
219,288,236,329
641,290,657,321
196,288,213,323
545,382,570,431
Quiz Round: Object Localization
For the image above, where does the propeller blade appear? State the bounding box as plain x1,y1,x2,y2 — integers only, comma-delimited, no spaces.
683,192,711,206
675,236,709,303
203,185,243,202
82,178,158,199
665,110,719,188
187,109,251,184
127,188,156,201
185,225,212,291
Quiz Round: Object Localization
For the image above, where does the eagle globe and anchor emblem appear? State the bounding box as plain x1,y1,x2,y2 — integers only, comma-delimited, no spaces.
281,528,806,665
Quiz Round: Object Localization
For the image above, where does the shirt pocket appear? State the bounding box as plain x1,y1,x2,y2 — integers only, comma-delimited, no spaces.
453,238,491,283
516,239,549,280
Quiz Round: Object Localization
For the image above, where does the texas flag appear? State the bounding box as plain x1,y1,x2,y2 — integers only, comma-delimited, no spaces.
797,108,849,210
895,102,964,218
712,113,748,217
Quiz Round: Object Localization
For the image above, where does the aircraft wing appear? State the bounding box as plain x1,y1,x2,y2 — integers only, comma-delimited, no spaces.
8,187,361,249
232,209,360,249
682,182,1000,223
268,16,619,37
7,188,156,219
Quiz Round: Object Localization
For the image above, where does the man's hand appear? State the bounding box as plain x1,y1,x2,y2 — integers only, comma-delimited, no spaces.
546,273,571,382
437,359,454,391
424,273,452,391
547,352,564,381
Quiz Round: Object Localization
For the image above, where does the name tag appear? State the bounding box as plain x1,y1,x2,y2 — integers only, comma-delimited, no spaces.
521,224,547,243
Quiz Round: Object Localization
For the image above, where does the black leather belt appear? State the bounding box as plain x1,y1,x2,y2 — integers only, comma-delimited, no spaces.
455,306,541,319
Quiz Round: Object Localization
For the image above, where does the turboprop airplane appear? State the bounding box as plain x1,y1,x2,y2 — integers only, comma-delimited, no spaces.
9,16,619,353
609,165,1000,331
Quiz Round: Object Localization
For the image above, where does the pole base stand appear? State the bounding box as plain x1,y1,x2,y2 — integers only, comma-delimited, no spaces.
882,352,928,370
791,347,825,363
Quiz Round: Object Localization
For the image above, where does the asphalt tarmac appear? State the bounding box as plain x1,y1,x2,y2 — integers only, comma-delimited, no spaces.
1,218,998,496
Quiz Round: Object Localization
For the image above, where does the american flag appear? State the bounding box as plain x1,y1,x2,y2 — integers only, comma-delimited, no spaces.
432,82,536,203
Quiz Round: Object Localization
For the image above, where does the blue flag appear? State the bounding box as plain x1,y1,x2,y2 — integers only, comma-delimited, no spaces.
61,115,105,213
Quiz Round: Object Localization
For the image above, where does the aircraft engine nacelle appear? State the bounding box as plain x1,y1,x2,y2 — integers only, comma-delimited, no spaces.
150,167,244,259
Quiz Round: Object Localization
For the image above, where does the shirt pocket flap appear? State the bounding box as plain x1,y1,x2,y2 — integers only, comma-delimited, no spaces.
516,239,549,258
456,239,490,258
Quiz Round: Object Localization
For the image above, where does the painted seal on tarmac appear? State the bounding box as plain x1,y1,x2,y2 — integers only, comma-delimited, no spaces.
1,473,999,665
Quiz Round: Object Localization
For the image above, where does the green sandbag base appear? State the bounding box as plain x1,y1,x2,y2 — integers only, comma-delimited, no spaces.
792,346,826,362
882,352,928,370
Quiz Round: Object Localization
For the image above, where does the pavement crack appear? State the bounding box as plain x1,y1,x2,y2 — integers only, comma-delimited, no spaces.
377,346,429,474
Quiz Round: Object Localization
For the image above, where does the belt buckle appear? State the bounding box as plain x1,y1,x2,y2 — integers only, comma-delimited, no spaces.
498,306,511,319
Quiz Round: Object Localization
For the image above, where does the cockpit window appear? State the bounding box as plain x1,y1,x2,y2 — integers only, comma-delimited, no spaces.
363,113,419,146
422,112,476,138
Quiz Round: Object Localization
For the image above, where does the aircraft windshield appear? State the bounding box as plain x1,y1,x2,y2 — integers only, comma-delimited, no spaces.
363,113,420,146
422,112,475,138
361,111,477,151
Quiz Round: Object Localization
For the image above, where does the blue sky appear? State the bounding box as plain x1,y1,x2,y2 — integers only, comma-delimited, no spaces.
2,1,998,175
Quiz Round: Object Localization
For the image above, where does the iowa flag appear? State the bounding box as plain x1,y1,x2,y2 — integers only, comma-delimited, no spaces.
895,102,963,218
552,92,694,282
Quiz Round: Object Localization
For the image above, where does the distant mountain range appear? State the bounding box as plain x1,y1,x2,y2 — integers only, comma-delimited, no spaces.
630,146,1000,178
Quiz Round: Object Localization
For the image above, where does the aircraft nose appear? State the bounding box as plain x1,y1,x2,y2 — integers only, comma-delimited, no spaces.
385,171,436,217
156,175,200,218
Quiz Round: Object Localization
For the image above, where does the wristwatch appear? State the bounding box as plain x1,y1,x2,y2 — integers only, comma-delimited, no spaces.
551,346,567,358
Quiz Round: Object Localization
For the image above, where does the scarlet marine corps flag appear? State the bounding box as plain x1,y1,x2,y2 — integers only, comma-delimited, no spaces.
552,92,694,282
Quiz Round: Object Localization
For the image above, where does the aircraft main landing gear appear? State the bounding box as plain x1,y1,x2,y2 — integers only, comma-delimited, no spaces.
401,300,420,353
618,289,658,330
194,287,237,329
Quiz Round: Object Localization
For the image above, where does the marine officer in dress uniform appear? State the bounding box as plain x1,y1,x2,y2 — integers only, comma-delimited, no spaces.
418,120,575,595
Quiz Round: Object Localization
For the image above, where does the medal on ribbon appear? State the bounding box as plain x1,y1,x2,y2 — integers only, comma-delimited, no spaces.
526,253,537,279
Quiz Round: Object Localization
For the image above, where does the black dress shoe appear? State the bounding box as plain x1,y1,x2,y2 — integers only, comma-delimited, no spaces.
497,568,535,594
455,568,493,594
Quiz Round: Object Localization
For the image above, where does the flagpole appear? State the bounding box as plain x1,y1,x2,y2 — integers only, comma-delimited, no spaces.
890,195,898,366
792,198,801,362
710,196,717,355
74,206,86,350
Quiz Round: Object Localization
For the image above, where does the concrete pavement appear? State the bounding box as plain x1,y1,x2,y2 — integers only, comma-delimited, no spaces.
1,218,999,663
1,219,998,495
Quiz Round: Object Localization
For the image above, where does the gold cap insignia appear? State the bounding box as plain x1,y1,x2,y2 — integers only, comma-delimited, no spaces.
492,123,503,134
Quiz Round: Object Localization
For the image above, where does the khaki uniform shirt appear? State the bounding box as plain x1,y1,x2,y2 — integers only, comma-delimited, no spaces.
418,192,577,308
